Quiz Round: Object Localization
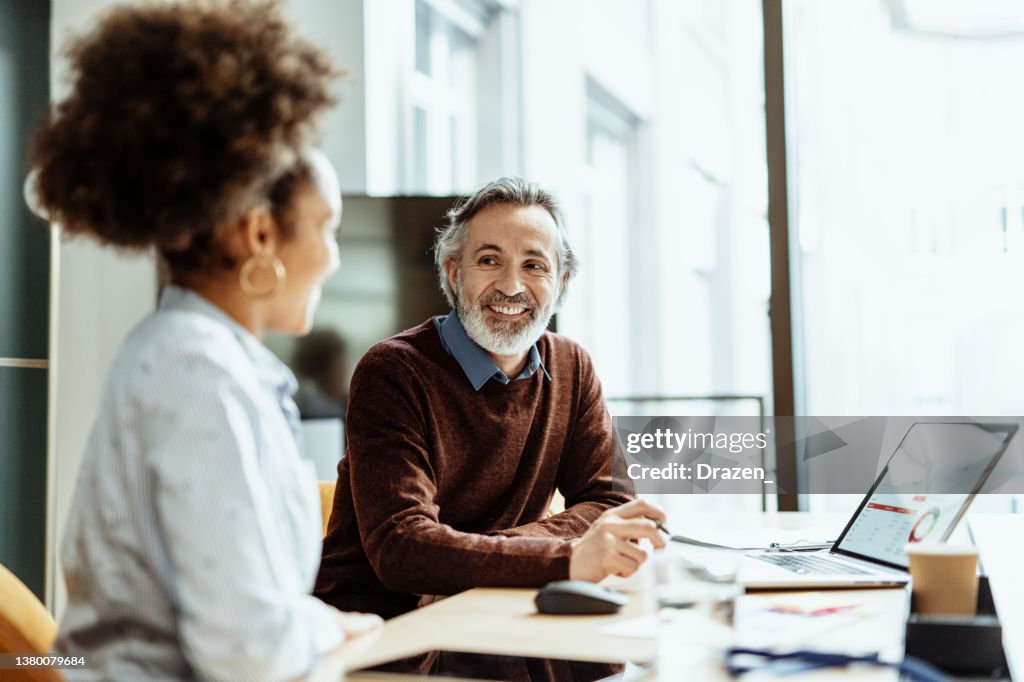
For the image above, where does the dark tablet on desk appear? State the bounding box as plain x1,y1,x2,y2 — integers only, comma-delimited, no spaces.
348,650,628,681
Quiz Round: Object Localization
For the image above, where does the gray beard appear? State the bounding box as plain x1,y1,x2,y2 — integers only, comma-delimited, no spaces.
456,292,553,358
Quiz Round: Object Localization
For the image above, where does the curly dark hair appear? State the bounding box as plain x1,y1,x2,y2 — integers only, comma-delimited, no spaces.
28,0,343,272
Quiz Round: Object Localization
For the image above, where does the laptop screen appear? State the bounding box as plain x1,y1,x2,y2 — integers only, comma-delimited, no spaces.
833,422,1016,569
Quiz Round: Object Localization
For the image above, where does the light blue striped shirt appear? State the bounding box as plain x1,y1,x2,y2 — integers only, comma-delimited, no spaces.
55,285,344,681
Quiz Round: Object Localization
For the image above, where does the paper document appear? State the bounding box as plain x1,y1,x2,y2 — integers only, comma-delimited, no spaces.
735,594,872,649
600,594,873,650
600,612,733,647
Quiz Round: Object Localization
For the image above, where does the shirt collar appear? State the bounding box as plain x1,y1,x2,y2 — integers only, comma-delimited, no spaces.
435,310,549,391
158,285,298,397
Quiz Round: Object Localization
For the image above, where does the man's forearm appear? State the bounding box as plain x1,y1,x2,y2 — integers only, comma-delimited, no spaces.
366,519,573,595
488,499,620,539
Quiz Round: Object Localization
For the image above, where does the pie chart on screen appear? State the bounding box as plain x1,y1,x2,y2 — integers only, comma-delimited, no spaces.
909,506,941,543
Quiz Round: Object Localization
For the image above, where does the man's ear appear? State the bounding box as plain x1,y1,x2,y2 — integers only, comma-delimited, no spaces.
559,270,569,297
445,258,459,298
238,205,279,257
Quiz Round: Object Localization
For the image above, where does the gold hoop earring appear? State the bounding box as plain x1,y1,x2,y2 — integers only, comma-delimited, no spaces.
239,252,286,300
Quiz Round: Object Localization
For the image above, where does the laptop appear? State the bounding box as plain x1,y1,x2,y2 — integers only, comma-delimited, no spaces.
736,421,1018,589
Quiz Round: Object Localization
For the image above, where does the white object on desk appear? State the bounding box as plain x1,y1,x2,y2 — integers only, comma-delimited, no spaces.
734,594,870,649
300,418,344,480
968,513,1024,681
668,522,845,552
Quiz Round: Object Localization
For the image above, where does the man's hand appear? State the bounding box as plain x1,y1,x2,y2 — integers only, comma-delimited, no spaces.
334,611,383,639
417,594,447,608
569,499,666,582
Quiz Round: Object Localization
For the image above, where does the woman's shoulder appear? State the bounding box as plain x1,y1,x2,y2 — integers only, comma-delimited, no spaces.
110,308,255,402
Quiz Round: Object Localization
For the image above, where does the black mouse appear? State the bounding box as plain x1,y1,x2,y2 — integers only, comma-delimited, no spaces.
534,580,628,615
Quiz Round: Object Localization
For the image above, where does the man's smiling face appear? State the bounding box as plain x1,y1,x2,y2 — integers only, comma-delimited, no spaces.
445,202,565,357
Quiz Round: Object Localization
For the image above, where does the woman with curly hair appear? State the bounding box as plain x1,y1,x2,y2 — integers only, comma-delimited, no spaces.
28,1,380,679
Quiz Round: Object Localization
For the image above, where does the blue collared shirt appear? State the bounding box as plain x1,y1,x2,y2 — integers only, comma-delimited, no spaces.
55,285,343,681
434,310,550,391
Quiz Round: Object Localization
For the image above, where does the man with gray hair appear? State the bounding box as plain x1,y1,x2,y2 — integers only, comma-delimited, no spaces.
315,177,665,618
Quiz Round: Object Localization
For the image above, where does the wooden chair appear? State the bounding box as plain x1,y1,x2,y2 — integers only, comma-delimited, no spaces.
318,481,336,537
0,563,62,681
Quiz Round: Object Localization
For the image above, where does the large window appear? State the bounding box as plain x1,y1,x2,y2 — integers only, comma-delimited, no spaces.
407,0,481,193
403,0,516,195
784,0,1024,511
551,0,771,513
562,82,639,397
557,1,770,404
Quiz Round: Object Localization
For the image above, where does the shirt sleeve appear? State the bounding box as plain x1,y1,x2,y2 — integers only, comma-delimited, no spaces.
347,350,573,597
141,350,344,682
490,346,635,540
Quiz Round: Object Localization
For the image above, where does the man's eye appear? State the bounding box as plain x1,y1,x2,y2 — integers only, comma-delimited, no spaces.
526,263,546,271
480,256,497,265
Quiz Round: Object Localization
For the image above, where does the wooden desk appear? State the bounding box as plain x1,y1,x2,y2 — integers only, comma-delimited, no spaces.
335,513,910,681
340,587,906,681
344,587,656,671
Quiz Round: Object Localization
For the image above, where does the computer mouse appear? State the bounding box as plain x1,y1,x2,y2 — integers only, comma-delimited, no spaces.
534,580,628,615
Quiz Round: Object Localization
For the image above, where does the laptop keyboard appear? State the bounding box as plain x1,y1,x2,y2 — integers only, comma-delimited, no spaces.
753,553,872,575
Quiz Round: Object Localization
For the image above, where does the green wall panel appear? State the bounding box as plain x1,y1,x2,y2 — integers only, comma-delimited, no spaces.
0,0,51,360
0,366,47,599
0,0,51,599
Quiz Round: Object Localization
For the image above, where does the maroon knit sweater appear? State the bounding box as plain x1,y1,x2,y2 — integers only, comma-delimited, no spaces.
314,319,633,618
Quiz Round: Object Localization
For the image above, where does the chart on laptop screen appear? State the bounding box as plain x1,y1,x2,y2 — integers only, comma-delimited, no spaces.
835,422,1015,568
838,493,967,567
